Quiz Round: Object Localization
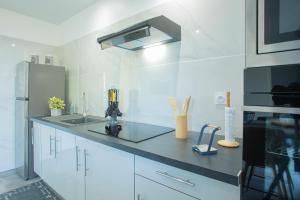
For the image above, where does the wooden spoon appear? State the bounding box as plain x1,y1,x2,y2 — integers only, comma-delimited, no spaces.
182,96,191,115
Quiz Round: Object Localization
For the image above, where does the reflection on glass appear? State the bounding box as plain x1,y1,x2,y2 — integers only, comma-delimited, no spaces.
279,0,300,34
243,111,300,200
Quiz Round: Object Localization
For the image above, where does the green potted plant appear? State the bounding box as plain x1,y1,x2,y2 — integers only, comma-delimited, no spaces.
48,97,65,116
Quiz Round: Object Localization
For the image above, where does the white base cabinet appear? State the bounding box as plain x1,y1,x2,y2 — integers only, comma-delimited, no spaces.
135,156,240,200
54,129,79,200
135,175,198,200
77,137,134,200
33,122,134,200
39,123,57,189
34,123,79,200
33,122,240,200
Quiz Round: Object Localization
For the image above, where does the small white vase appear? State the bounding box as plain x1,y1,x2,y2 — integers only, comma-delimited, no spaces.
51,109,62,117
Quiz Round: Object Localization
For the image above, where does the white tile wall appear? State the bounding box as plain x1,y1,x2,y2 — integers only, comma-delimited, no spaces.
0,35,59,172
0,0,245,173
59,0,245,137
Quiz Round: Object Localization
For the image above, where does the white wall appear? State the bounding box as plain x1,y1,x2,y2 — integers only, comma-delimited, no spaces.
0,35,59,172
0,8,60,46
0,0,245,172
58,0,171,45
59,0,245,137
0,0,172,172
0,0,171,46
0,0,173,46
0,8,60,172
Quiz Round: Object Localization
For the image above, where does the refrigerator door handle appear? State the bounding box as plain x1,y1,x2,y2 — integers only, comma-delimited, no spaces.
16,97,29,101
76,146,80,172
32,127,34,145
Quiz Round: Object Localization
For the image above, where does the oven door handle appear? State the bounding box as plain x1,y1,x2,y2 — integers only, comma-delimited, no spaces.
243,106,300,115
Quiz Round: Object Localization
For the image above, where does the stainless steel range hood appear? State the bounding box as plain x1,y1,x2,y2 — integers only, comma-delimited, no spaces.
97,15,181,51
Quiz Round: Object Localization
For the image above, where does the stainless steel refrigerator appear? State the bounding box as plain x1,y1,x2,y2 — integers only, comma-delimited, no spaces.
15,62,65,180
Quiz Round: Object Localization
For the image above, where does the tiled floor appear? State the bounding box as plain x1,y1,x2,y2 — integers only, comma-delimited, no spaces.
0,169,40,194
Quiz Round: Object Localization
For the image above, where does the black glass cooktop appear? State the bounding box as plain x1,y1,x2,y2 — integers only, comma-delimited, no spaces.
88,121,174,143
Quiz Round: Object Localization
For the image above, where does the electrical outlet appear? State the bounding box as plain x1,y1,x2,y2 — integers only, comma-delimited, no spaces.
215,92,227,105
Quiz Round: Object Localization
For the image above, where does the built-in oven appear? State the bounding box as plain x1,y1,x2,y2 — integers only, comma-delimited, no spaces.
242,64,300,200
246,0,300,67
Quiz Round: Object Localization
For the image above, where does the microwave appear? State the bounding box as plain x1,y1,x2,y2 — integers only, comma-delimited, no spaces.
246,0,300,67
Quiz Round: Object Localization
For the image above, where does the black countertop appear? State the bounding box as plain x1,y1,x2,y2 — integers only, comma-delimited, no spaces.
31,116,242,186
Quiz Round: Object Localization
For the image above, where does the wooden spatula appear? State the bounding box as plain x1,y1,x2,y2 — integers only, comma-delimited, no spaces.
182,96,191,115
168,96,177,116
226,92,230,107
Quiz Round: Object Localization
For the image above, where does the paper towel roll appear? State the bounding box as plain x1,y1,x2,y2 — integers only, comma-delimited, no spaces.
225,107,235,143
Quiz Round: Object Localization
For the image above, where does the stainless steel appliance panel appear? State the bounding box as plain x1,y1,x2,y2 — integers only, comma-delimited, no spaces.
243,110,300,200
15,62,65,180
258,0,300,54
243,65,300,199
244,64,300,107
15,99,28,178
28,64,65,117
246,0,300,67
15,62,28,98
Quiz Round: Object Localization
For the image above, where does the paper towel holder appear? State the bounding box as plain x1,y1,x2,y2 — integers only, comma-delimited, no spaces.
217,139,239,148
192,124,221,155
217,91,240,148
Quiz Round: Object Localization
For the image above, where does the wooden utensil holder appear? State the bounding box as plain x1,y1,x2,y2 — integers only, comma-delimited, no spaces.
176,115,188,139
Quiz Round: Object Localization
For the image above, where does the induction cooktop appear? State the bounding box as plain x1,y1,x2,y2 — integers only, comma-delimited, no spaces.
88,121,174,143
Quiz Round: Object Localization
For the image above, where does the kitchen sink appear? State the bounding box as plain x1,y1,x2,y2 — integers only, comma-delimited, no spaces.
61,117,106,125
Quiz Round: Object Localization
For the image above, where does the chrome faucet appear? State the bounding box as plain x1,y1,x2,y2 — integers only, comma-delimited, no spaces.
82,92,88,118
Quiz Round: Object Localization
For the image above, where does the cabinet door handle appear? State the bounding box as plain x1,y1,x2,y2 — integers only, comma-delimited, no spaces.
49,136,54,155
84,149,88,176
31,127,34,145
49,136,51,155
76,146,80,171
156,171,195,187
137,194,142,200
54,138,59,158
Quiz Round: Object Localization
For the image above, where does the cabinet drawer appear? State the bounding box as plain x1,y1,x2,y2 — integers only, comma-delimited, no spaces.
135,175,198,200
135,156,240,200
